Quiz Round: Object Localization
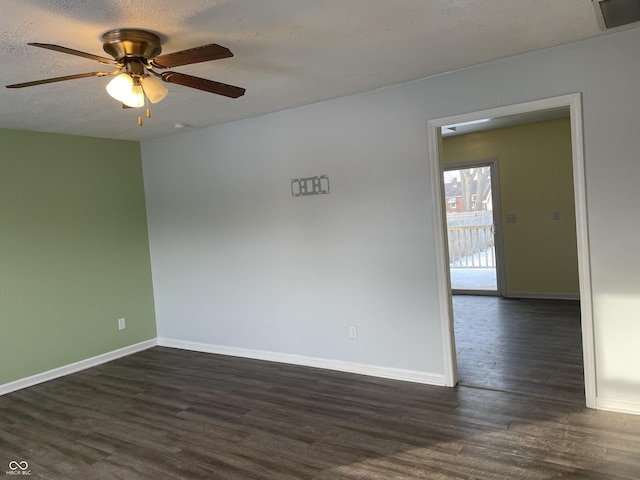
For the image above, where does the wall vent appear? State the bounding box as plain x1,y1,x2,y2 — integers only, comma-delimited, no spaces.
593,0,640,30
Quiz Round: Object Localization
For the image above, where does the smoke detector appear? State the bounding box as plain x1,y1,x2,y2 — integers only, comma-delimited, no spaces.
593,0,640,30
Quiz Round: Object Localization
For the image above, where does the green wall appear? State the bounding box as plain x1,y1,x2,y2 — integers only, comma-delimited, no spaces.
443,118,579,297
0,129,156,385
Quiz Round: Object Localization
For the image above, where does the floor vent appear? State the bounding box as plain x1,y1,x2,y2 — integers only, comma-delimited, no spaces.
593,0,640,30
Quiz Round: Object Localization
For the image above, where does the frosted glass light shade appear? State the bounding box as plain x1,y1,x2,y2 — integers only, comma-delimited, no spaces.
106,73,134,102
106,73,145,107
141,76,169,104
122,84,145,108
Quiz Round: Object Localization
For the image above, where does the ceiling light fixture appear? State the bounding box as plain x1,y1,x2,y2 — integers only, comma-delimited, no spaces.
105,60,168,124
106,73,168,107
7,29,245,127
448,118,491,128
441,118,491,135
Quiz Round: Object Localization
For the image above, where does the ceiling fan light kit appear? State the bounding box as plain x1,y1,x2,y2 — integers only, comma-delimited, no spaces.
6,28,245,126
106,73,141,107
140,76,169,104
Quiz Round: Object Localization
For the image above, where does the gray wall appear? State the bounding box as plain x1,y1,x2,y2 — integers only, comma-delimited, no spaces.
142,28,640,409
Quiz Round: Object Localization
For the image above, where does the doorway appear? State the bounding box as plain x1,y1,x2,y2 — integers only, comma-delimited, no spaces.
427,94,596,407
444,160,503,295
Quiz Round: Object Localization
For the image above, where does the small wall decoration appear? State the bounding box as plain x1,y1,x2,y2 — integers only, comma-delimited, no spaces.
291,175,330,197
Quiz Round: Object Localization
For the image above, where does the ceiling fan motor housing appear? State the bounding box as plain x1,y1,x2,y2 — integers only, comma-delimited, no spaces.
102,29,161,61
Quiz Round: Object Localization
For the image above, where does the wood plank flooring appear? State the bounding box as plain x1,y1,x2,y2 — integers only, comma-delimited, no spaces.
453,295,585,404
1,313,639,478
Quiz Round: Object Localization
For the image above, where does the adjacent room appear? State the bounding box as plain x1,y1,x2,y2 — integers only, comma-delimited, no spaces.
2,1,640,478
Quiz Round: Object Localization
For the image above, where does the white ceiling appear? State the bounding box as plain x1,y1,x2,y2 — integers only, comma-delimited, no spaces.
0,1,619,141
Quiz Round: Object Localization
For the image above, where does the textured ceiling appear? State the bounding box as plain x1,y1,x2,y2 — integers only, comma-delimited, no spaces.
0,0,615,141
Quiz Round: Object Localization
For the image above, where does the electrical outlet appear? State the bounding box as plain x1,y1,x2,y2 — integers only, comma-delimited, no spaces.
349,326,358,340
553,211,561,221
118,318,126,330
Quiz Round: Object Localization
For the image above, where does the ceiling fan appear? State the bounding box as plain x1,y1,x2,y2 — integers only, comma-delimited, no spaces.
6,29,245,124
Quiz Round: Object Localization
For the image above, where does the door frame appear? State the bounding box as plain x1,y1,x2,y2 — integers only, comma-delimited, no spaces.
444,158,505,297
427,93,596,408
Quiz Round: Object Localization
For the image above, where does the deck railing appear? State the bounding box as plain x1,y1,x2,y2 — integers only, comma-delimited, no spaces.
448,224,496,268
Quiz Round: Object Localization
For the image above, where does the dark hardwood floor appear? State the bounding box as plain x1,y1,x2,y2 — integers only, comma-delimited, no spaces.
453,295,585,404
1,320,639,478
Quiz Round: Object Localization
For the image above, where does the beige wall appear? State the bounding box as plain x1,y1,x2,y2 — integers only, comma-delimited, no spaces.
443,118,579,297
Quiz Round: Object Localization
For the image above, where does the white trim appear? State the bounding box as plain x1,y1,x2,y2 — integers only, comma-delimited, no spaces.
568,96,597,409
429,126,458,387
596,397,640,416
158,338,446,386
0,339,157,397
504,292,580,301
428,93,597,408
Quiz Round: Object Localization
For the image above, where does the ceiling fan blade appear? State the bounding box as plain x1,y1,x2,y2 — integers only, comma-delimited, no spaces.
151,44,233,69
29,43,118,65
161,71,245,98
6,71,110,89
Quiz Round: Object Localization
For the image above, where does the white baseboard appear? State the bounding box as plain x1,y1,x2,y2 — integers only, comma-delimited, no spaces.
4,336,639,416
0,339,157,397
157,338,446,386
505,292,580,301
596,397,640,416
